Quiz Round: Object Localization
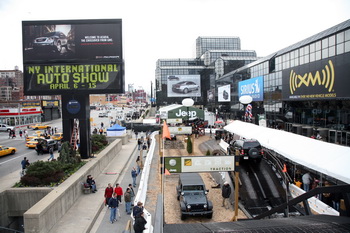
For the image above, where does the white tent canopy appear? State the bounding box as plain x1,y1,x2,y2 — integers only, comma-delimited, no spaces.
224,120,350,184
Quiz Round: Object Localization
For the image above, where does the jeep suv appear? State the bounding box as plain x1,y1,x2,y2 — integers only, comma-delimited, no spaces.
176,173,213,220
230,139,264,162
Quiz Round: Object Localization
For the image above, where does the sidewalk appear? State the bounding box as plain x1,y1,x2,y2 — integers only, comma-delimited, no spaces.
91,134,154,233
49,140,137,233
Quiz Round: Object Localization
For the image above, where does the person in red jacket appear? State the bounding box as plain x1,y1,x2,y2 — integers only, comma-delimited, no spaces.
104,183,114,206
114,183,123,204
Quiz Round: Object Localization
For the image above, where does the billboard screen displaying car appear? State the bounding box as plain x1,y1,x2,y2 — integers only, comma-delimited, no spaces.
22,19,124,95
167,75,201,97
218,84,231,102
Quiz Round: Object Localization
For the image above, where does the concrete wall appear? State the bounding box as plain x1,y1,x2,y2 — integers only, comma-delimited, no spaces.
21,139,122,233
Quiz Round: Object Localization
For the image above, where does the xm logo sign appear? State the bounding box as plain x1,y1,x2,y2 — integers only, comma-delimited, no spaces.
289,60,335,94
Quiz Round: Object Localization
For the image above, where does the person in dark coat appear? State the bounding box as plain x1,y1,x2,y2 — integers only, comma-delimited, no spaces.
133,211,147,233
108,193,119,224
221,181,231,209
132,201,144,218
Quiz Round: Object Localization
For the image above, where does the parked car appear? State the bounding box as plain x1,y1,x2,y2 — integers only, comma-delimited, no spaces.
176,173,213,220
0,145,17,157
33,31,68,53
98,112,108,118
230,139,264,162
172,81,199,94
0,124,14,132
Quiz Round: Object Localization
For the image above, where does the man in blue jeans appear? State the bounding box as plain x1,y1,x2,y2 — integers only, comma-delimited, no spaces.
124,188,132,215
131,167,138,187
108,193,119,223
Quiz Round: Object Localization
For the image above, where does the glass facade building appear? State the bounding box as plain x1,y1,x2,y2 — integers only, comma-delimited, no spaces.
214,19,350,146
155,37,257,106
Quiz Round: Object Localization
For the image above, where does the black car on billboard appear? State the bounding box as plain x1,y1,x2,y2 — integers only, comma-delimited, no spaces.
172,81,199,94
33,31,68,53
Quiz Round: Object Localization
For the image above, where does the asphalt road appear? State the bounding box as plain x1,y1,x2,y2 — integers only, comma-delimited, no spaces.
0,107,139,180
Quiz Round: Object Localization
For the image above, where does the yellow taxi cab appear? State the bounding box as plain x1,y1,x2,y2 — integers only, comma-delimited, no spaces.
51,132,63,141
30,124,51,130
26,137,42,148
0,145,17,157
26,132,46,141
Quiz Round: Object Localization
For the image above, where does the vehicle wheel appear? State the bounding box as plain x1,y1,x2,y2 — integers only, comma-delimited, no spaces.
10,150,15,155
181,214,186,220
248,148,259,159
183,88,189,94
56,41,62,52
207,213,213,219
177,195,180,201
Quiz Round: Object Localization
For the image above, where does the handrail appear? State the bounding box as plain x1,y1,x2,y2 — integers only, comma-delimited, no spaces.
0,226,24,233
254,184,350,219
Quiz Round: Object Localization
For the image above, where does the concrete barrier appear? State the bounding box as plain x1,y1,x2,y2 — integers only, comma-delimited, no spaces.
22,139,123,233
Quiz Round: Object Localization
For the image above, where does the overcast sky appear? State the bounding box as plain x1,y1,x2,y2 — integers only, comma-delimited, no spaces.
0,0,349,94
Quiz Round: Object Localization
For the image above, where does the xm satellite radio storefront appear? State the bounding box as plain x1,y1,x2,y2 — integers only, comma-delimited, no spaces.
280,52,350,132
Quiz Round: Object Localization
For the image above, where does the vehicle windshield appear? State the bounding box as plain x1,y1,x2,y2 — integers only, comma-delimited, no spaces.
243,141,261,148
183,185,203,191
183,191,203,196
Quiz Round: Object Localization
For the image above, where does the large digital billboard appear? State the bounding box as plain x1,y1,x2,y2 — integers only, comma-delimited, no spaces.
167,75,201,97
238,76,263,101
218,84,231,102
282,53,350,100
22,19,124,95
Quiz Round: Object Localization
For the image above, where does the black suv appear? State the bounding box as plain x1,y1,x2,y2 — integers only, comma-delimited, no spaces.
35,139,58,153
230,139,264,162
176,173,213,220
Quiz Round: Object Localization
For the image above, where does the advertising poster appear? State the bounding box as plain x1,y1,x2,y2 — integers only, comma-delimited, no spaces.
22,19,124,95
167,75,201,97
238,76,263,101
218,84,231,102
282,53,350,100
164,156,235,173
207,89,215,102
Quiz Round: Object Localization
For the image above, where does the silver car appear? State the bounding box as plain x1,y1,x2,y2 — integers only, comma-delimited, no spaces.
172,81,199,94
33,31,68,52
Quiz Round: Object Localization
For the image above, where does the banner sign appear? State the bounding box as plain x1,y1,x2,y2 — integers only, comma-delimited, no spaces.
218,84,231,102
282,53,350,100
167,118,183,124
238,76,263,101
23,63,122,94
167,75,201,97
167,106,204,120
169,126,192,135
164,156,235,173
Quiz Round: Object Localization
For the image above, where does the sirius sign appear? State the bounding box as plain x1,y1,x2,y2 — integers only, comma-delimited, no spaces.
238,76,264,101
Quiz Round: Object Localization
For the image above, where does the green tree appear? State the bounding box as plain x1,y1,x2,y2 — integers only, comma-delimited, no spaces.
187,135,193,154
57,141,80,164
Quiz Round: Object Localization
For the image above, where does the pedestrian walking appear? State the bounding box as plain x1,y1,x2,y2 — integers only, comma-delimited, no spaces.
104,183,114,206
302,172,312,192
222,181,231,209
101,122,104,128
132,201,144,218
128,184,135,205
21,157,30,176
135,131,138,140
57,141,62,153
48,146,54,161
108,193,119,224
11,130,16,139
137,138,142,150
124,188,132,215
131,167,138,187
133,212,147,233
19,129,23,138
114,183,123,204
8,130,12,139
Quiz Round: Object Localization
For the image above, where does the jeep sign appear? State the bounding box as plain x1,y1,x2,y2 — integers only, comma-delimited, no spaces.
167,106,204,120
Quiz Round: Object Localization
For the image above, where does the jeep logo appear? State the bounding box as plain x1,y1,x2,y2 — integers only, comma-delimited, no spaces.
175,109,197,118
